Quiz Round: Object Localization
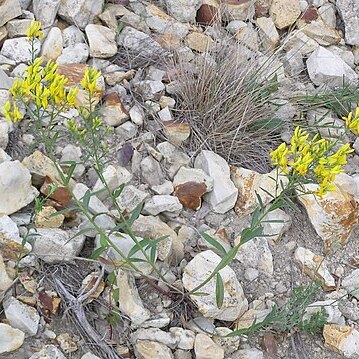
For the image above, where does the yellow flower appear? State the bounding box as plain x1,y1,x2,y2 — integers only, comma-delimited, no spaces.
290,126,309,153
26,20,43,41
2,101,23,123
80,67,101,93
270,142,289,173
342,107,359,135
66,88,79,107
290,152,314,176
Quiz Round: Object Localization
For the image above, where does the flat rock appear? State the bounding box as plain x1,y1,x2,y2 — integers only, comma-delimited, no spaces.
0,0,22,27
323,324,359,358
257,16,280,51
164,0,200,22
294,247,336,290
183,250,248,321
337,0,359,45
131,328,179,349
116,185,149,212
85,24,117,58
117,269,151,326
0,161,38,216
235,348,264,359
134,340,173,359
58,0,104,30
307,46,358,87
301,20,341,46
185,31,214,53
3,297,40,336
142,195,182,216
195,150,238,214
194,333,224,359
28,345,67,359
261,208,292,243
31,228,85,263
0,323,25,354
141,156,165,186
118,27,166,57
298,184,359,251
57,43,89,64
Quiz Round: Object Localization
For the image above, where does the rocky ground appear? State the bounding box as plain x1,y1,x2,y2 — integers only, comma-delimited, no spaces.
1,0,359,358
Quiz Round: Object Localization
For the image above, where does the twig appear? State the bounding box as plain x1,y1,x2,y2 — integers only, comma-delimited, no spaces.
53,276,122,359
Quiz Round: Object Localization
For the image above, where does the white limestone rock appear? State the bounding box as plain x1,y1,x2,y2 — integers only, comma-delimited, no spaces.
234,237,274,275
194,150,238,214
0,161,38,216
0,37,41,64
85,24,117,58
0,0,22,27
142,195,182,216
342,269,359,299
183,250,248,321
164,0,201,22
0,323,25,354
194,333,224,359
116,269,151,326
33,0,60,28
41,27,63,62
307,46,358,87
31,228,85,263
28,345,67,359
337,0,359,46
57,43,89,64
58,0,104,30
3,297,40,336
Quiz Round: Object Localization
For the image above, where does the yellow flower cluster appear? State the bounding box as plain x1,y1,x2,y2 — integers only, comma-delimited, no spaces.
270,127,353,197
80,67,101,94
342,107,359,135
26,20,43,41
3,58,80,122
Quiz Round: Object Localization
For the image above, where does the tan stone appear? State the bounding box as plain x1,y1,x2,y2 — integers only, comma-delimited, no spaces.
162,119,191,146
230,166,287,217
34,206,64,228
300,20,341,46
101,92,129,127
269,0,301,29
41,27,63,62
0,323,24,353
0,252,12,291
194,333,224,359
0,0,22,28
298,184,359,251
323,324,359,358
134,340,173,359
257,16,280,51
186,32,214,53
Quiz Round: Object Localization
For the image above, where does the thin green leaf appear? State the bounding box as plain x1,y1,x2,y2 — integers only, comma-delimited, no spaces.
200,232,227,255
90,246,107,259
128,238,151,258
216,273,224,308
216,246,239,271
113,184,125,199
63,162,77,185
127,202,144,226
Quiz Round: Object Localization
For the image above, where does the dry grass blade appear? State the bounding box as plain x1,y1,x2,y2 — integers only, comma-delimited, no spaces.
169,38,285,172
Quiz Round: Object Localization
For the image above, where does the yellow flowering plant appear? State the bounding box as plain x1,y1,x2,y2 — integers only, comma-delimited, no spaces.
270,126,353,197
2,21,170,299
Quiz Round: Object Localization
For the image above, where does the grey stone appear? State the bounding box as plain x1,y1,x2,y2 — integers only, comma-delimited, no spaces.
337,0,359,45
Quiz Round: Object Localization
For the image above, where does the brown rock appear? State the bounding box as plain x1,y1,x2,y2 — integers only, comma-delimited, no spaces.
301,6,319,23
197,1,220,25
40,176,72,208
174,182,208,210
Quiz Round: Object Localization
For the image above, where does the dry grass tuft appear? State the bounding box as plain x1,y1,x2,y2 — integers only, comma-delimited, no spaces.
169,38,285,172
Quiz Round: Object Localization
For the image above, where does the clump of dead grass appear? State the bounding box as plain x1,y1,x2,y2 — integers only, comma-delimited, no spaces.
169,38,284,172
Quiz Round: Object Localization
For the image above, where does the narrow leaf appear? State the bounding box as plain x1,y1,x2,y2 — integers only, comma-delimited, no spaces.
200,232,227,255
216,273,224,308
